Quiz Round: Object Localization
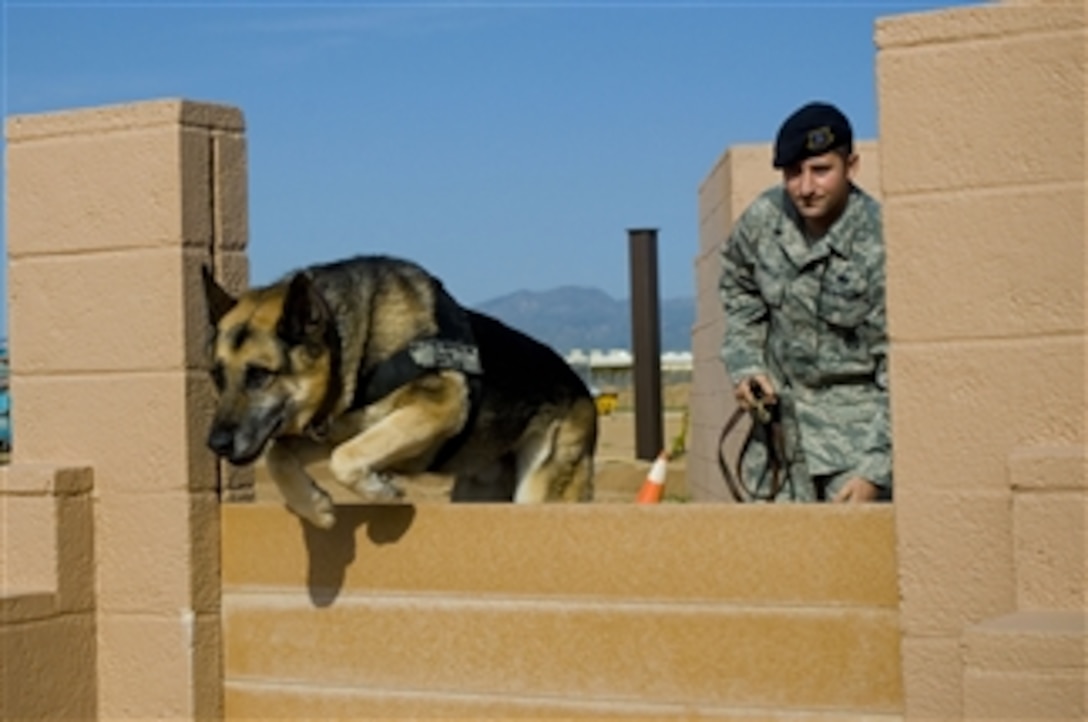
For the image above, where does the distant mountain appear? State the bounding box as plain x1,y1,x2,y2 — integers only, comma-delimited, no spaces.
473,286,694,354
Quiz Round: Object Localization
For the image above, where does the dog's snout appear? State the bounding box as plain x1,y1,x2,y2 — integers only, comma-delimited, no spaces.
207,425,236,457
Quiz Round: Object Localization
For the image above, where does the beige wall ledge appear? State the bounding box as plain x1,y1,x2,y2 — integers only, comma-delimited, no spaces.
876,2,1085,49
5,97,244,142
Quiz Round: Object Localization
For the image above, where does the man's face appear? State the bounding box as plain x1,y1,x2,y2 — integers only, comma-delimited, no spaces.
782,150,857,231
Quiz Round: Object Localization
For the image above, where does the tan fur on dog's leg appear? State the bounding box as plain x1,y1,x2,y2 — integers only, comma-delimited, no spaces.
512,424,558,503
514,398,597,502
329,373,468,498
265,437,337,528
329,406,460,497
560,451,595,502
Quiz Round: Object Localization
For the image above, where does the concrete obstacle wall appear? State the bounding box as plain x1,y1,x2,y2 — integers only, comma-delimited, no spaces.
221,503,901,720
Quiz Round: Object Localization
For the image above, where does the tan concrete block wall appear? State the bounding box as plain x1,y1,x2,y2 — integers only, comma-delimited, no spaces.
875,2,1086,719
690,141,879,502
690,145,777,502
891,338,1084,493
883,187,1085,340
0,465,97,721
1,613,97,719
224,504,900,606
222,503,902,719
5,99,248,720
1009,445,1088,612
0,492,55,593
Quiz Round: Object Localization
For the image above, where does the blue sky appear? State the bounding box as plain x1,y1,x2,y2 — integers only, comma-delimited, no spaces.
2,0,976,332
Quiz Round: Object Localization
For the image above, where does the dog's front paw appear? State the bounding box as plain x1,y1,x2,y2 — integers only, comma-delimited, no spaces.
329,449,405,501
343,468,405,501
355,471,405,501
289,487,336,529
329,447,365,486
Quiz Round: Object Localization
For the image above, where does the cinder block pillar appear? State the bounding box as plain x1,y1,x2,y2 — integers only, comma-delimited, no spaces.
6,99,250,719
876,3,1086,719
690,146,777,501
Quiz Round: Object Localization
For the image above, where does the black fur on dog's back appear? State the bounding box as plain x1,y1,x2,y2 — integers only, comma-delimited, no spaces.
470,310,592,423
435,311,598,500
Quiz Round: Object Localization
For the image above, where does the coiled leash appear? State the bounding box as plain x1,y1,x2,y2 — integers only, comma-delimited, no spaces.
717,380,788,502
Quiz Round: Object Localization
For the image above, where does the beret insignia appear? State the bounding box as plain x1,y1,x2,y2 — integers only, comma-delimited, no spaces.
806,126,835,152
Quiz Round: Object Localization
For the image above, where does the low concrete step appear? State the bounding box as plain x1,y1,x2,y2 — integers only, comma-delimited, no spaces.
963,610,1086,719
226,678,905,721
222,502,898,607
223,591,903,713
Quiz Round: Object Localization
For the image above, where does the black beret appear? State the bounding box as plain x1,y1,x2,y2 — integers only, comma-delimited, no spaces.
773,101,854,169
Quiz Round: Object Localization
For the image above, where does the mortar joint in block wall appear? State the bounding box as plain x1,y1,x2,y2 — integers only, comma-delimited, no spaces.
0,462,94,498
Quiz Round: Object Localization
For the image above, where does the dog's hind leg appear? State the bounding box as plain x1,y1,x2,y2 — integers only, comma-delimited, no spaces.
265,437,338,529
557,446,595,502
513,398,598,503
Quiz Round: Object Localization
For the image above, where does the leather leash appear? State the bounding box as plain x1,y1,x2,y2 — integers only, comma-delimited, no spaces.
717,383,787,503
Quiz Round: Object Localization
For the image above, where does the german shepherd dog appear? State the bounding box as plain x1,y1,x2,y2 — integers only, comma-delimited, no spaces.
202,255,597,528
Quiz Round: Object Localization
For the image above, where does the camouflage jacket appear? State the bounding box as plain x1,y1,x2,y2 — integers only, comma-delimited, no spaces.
719,185,891,489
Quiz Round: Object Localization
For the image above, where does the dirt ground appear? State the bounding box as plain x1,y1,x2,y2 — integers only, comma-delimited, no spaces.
252,408,690,506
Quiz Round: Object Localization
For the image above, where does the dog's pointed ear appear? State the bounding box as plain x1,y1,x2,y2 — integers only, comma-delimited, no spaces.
202,265,237,326
278,272,328,346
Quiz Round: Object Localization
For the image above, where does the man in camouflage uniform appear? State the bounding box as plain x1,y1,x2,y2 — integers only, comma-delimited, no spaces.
719,101,891,502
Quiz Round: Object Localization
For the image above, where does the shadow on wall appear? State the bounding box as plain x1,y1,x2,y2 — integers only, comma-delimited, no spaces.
299,504,417,607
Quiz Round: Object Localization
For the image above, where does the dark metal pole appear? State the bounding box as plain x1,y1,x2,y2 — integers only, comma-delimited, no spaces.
627,228,663,461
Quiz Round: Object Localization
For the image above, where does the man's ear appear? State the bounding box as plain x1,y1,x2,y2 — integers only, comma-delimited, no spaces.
277,273,328,347
846,151,860,182
202,265,238,326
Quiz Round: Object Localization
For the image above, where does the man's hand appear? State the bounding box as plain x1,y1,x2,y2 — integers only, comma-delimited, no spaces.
734,374,777,411
833,477,880,503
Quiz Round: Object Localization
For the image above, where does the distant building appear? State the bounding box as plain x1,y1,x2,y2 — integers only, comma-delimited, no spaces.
565,348,692,392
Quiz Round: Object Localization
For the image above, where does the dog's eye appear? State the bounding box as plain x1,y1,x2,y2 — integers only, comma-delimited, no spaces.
210,364,226,392
245,365,275,390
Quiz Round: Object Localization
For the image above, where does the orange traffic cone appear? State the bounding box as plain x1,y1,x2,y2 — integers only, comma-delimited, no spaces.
635,451,669,504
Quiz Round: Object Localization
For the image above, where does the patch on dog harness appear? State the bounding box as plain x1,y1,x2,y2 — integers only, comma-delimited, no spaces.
407,339,482,376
